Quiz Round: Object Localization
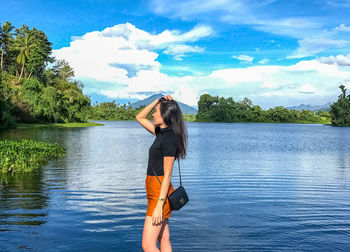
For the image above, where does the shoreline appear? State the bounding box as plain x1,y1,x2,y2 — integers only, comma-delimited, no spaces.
15,122,104,129
88,118,331,125
193,120,331,125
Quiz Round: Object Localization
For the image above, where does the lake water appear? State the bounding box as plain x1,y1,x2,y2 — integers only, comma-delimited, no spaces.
1,121,350,251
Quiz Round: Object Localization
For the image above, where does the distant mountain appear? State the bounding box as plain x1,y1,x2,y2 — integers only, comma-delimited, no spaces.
126,93,198,115
286,102,332,112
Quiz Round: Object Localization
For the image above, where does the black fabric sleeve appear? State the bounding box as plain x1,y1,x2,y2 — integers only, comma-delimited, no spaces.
161,135,179,157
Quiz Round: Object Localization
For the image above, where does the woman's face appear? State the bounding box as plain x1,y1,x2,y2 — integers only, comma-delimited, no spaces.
152,104,164,126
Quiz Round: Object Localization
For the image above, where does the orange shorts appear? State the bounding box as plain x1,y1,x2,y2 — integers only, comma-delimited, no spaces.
145,175,175,218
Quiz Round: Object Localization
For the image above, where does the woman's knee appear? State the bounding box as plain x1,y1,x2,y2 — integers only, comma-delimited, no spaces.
142,240,157,252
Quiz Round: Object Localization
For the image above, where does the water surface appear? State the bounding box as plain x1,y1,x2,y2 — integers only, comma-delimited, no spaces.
1,121,350,251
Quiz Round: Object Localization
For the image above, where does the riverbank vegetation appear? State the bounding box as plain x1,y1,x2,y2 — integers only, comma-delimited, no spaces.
196,94,331,124
330,85,350,126
87,101,147,121
86,100,196,122
0,21,91,130
16,122,103,128
0,138,65,174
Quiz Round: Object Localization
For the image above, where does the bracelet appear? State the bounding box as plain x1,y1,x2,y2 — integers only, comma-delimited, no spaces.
158,197,165,201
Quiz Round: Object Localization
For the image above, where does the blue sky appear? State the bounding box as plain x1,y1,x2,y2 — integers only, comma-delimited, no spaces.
2,0,350,108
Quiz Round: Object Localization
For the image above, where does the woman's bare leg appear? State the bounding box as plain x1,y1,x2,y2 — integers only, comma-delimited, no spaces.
158,218,172,252
142,216,164,252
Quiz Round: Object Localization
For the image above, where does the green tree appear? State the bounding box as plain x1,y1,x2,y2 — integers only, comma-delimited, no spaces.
266,106,293,122
330,84,350,126
26,28,53,80
0,96,16,129
52,59,74,81
300,109,319,122
13,33,36,83
236,97,253,121
289,109,302,121
197,94,219,120
20,78,45,120
56,79,90,122
251,105,264,122
41,86,63,122
0,22,92,127
0,21,15,72
10,25,52,83
317,110,331,119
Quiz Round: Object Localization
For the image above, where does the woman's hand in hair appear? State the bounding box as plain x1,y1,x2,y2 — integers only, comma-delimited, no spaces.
159,95,173,103
162,95,173,101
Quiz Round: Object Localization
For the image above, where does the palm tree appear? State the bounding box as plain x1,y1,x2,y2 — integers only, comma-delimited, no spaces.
0,21,15,71
13,33,36,84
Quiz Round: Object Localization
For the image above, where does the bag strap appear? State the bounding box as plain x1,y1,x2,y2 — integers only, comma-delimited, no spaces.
150,158,182,186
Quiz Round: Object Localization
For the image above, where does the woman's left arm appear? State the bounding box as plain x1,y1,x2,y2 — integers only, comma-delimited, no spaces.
152,156,174,225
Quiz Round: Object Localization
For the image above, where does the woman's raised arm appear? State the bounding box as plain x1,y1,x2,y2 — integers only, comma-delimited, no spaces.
135,99,159,136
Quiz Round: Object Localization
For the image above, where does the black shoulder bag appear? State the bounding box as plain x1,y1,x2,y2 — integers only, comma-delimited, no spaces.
151,158,189,210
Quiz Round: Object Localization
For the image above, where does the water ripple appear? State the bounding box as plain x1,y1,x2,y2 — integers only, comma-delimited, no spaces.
1,121,350,251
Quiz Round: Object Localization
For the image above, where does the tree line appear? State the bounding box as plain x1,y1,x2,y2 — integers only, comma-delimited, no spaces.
87,101,150,121
196,94,331,124
196,85,349,126
0,21,90,129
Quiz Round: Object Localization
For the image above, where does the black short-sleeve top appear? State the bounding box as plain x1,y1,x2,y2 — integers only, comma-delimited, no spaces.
147,126,179,176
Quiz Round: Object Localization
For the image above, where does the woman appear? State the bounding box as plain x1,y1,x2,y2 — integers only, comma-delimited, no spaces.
136,95,188,252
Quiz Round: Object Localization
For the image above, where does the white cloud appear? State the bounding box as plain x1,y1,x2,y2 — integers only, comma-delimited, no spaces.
318,54,350,66
53,23,211,81
151,0,350,57
252,17,320,39
200,59,350,107
54,23,159,82
53,23,212,106
209,65,279,84
164,45,204,60
99,58,350,107
287,38,348,58
298,83,316,94
136,25,212,50
259,58,269,64
232,55,254,63
334,24,350,32
54,23,350,108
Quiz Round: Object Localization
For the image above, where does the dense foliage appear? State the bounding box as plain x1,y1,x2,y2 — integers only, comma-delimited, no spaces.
88,101,152,121
330,85,350,126
0,138,65,174
0,21,90,128
196,94,331,123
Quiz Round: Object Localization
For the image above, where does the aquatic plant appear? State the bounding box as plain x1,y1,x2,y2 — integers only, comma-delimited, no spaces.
0,138,65,174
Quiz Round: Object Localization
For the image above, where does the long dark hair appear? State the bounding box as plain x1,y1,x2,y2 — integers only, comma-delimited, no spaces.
159,98,188,159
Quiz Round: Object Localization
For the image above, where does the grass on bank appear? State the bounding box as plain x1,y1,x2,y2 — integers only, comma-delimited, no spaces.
183,114,197,122
16,122,104,129
0,138,66,174
194,117,331,124
88,113,330,124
